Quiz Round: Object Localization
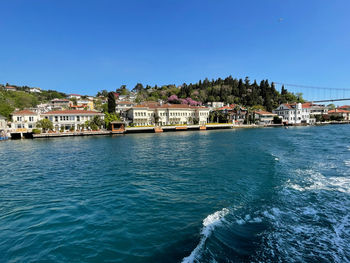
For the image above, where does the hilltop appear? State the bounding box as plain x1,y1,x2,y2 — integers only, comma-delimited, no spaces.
0,84,66,119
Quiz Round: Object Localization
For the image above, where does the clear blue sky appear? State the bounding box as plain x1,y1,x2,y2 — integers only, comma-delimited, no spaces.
1,0,349,98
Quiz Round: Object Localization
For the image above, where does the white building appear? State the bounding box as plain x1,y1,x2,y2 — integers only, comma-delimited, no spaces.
29,87,41,93
127,103,210,126
11,110,40,131
206,102,225,109
41,110,104,131
68,94,82,99
0,115,7,132
273,103,312,124
116,101,135,113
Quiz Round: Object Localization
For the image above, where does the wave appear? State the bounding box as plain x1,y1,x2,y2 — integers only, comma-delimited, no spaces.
182,208,229,263
256,169,350,262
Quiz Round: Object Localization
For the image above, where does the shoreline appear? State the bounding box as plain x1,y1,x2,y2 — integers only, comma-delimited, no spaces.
4,121,347,140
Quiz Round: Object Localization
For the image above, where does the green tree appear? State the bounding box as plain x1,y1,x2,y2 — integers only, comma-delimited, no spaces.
36,119,54,132
104,112,120,129
107,92,116,113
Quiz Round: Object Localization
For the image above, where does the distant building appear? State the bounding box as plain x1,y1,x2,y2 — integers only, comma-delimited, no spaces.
41,110,104,131
253,110,277,125
68,94,82,99
4,86,17,92
206,102,225,109
51,98,70,107
29,87,41,93
118,93,137,102
11,110,39,131
127,103,210,126
75,99,94,110
116,101,135,113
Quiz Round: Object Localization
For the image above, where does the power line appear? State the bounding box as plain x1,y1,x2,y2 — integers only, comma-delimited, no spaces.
274,82,350,91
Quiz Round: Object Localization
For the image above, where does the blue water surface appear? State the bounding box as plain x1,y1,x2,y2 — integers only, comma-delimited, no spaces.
0,126,349,263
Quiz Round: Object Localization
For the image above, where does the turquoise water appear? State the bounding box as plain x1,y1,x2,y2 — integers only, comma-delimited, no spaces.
1,126,350,262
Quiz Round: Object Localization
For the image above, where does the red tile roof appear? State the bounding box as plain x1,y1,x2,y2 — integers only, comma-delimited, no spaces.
12,110,36,115
52,98,70,102
42,110,103,115
132,103,208,110
116,101,134,105
254,110,276,115
338,105,350,109
329,109,350,113
218,106,233,111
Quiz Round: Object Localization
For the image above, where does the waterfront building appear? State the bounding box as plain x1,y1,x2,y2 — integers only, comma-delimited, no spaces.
11,110,40,131
127,103,210,126
41,110,104,131
0,115,7,132
217,104,247,124
253,110,277,125
273,103,312,124
328,109,350,120
303,102,328,116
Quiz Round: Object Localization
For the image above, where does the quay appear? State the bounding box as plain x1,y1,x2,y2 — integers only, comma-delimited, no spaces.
8,121,350,140
26,123,279,139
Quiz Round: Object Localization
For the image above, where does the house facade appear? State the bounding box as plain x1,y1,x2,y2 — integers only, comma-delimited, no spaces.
11,110,40,131
217,104,247,124
328,109,350,120
127,103,210,126
41,110,104,131
253,110,277,125
0,115,7,132
273,103,312,124
116,101,135,114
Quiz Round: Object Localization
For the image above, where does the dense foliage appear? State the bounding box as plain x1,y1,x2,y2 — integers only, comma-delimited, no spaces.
133,76,303,112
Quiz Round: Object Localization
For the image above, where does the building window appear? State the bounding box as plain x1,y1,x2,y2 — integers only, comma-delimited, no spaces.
29,116,34,122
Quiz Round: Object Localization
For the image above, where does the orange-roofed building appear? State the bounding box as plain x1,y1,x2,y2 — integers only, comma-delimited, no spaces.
253,110,277,125
328,109,350,120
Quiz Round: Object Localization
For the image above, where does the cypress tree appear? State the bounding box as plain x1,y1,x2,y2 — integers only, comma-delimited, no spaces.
107,92,116,113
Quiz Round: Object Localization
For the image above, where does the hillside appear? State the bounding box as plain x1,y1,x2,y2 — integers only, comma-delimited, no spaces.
0,85,66,119
132,76,303,112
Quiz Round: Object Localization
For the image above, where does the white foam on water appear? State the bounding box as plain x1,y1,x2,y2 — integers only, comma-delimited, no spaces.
182,208,229,263
257,169,350,262
287,170,350,194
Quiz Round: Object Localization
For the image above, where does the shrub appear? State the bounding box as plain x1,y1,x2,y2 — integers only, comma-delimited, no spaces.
32,128,41,134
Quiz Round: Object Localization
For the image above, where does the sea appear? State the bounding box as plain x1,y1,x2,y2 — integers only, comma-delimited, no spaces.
0,125,349,263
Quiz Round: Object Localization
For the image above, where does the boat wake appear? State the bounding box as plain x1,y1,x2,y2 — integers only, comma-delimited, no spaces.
182,208,229,263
